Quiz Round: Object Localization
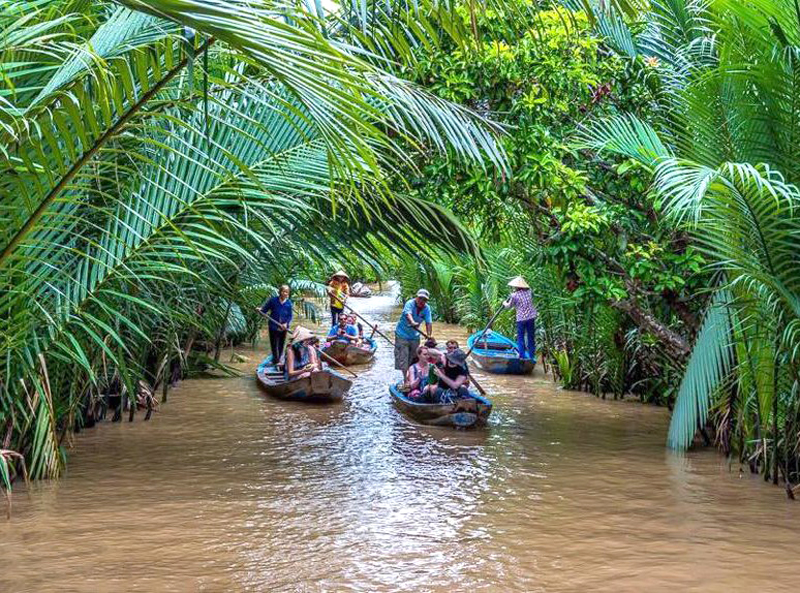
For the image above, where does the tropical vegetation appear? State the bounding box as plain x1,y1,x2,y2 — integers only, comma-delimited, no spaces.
4,0,800,504
395,0,800,496
0,0,505,504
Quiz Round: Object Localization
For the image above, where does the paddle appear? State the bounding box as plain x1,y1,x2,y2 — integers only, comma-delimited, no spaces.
315,347,359,378
465,305,507,358
257,310,358,378
409,325,488,398
324,285,395,347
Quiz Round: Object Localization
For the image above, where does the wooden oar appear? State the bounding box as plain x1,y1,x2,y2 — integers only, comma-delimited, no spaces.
315,347,359,378
324,285,395,347
409,325,488,398
258,310,358,378
464,305,507,358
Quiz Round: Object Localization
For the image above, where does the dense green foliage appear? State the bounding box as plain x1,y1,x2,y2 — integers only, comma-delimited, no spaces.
396,2,707,402
398,0,800,495
0,0,505,499
579,0,800,491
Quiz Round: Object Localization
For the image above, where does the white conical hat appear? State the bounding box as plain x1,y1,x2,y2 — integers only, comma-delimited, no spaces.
291,326,315,344
508,276,530,289
332,270,349,279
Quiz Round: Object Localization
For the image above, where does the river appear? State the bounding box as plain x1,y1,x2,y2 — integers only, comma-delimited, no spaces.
1,289,799,592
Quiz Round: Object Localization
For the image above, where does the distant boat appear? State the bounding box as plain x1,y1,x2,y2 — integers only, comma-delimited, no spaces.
320,337,377,365
389,383,492,428
467,330,535,375
256,356,351,402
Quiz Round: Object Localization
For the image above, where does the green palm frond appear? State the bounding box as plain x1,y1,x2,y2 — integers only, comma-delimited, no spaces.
667,289,735,449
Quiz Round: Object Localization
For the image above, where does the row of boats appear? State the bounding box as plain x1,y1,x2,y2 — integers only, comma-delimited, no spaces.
255,329,534,429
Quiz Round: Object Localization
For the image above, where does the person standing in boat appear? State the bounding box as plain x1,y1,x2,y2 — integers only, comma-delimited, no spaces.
258,284,293,363
503,276,537,362
328,271,350,326
394,289,433,374
285,327,322,380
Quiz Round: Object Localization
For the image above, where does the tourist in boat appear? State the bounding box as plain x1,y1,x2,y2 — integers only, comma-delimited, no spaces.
503,276,537,361
258,284,293,362
405,346,430,399
394,288,433,374
421,348,469,404
285,327,322,380
328,271,350,326
327,315,358,343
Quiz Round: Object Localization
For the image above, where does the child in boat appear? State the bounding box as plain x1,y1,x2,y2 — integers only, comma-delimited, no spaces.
405,346,430,399
285,327,322,380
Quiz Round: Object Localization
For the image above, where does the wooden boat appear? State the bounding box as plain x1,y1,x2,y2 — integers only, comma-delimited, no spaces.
320,337,377,365
389,383,492,428
255,356,352,402
466,330,535,375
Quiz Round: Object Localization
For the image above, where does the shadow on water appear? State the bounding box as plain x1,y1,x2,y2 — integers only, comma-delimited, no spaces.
2,284,800,592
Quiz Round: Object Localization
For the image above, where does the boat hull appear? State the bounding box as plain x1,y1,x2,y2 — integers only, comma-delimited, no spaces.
256,357,351,402
389,383,492,428
467,331,535,375
321,338,377,366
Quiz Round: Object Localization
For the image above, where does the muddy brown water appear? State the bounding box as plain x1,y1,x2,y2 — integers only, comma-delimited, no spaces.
2,290,799,592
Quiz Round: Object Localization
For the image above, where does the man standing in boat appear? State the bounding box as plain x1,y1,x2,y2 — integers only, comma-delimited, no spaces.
394,289,433,374
258,284,293,363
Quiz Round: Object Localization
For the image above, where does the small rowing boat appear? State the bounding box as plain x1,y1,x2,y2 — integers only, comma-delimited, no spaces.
467,330,535,375
320,337,377,366
389,383,492,428
255,356,352,402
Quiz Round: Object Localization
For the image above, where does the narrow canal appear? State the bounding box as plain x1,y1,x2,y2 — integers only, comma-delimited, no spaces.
1,288,798,592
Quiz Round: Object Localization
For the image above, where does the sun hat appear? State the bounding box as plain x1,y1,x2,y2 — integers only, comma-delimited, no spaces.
416,288,430,299
332,270,349,279
446,348,468,367
507,276,530,289
291,326,315,344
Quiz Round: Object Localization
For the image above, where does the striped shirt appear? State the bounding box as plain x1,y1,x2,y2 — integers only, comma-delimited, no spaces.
508,289,537,322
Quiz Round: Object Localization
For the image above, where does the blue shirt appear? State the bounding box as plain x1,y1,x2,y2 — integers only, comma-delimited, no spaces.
328,324,357,339
261,296,293,331
395,298,432,340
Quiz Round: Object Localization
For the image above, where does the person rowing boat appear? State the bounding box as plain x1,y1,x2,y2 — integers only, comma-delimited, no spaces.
256,284,293,363
394,289,433,374
503,276,537,362
328,270,350,326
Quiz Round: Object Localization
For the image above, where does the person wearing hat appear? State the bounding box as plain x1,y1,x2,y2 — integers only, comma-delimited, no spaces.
284,326,322,380
421,347,470,403
394,288,434,374
328,271,350,327
503,276,537,361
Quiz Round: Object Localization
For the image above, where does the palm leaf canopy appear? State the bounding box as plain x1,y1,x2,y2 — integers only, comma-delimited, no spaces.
0,0,506,478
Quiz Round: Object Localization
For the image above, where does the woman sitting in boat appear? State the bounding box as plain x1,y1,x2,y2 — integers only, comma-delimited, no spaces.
405,346,430,399
420,348,470,403
285,327,322,380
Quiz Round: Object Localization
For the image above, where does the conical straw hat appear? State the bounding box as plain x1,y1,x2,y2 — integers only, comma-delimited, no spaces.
332,270,349,279
508,276,530,289
291,326,315,344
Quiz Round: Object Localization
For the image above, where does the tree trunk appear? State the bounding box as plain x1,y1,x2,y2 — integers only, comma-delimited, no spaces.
611,296,691,360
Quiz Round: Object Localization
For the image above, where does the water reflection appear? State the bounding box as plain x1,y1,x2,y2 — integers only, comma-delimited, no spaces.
1,287,799,592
